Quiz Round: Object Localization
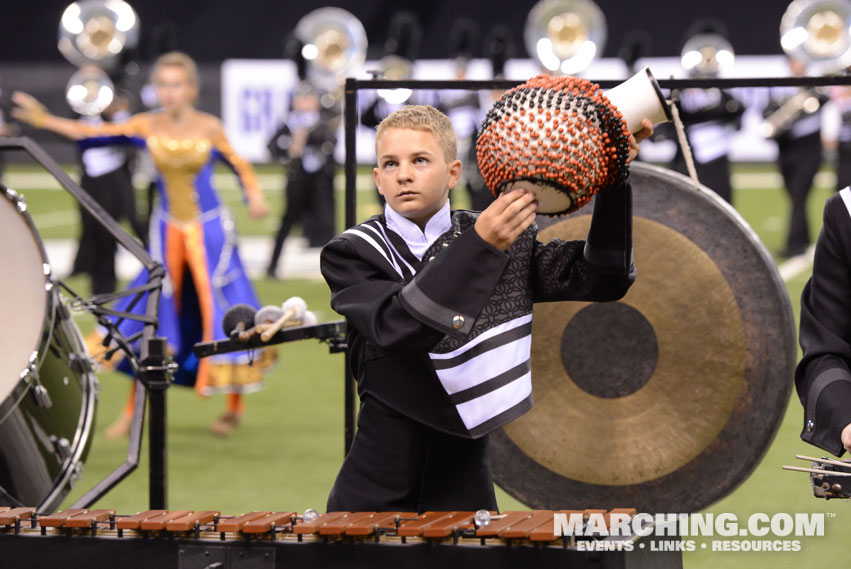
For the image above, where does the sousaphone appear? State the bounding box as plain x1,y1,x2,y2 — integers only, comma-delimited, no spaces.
491,162,796,513
57,0,140,116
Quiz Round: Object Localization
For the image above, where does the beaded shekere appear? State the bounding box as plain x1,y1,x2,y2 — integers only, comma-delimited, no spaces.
476,75,631,215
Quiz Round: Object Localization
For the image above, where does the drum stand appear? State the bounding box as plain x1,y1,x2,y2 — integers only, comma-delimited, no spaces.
136,337,175,509
0,138,168,511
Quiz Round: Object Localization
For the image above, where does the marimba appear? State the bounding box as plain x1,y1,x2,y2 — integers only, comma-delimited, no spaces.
0,507,682,568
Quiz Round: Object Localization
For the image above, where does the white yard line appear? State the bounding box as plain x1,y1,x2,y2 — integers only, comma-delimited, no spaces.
4,170,837,191
2,171,377,191
14,166,819,283
777,245,816,283
43,236,323,280
29,210,79,229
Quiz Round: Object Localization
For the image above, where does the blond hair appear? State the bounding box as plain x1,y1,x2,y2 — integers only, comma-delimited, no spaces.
151,51,200,88
375,105,457,162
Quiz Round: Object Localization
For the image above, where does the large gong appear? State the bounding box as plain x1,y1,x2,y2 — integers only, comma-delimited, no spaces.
491,162,795,513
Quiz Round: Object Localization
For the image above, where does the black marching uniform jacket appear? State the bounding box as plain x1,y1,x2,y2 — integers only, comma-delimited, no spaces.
320,181,636,439
797,187,851,455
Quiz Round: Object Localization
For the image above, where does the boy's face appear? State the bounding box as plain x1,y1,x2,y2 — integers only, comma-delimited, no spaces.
374,128,461,229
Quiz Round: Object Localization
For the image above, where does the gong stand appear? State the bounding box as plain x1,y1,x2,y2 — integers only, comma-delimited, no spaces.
0,137,168,510
337,75,849,508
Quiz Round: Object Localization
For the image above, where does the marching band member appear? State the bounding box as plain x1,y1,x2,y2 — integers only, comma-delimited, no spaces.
668,87,744,204
72,91,147,295
266,80,339,278
320,104,651,512
764,57,826,258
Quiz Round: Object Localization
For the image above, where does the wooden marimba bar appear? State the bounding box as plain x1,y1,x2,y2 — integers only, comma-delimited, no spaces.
0,507,683,569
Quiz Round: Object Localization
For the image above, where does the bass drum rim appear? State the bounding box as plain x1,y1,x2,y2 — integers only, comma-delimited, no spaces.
0,187,98,512
38,291,98,513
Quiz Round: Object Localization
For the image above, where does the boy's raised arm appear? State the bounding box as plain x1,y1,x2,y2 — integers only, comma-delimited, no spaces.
322,226,511,351
532,178,636,303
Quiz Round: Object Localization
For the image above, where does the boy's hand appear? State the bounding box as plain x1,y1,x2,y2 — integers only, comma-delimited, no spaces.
842,422,851,454
474,188,538,251
627,118,654,163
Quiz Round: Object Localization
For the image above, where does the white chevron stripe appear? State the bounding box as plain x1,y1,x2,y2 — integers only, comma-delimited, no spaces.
342,228,403,278
432,335,531,396
456,372,532,431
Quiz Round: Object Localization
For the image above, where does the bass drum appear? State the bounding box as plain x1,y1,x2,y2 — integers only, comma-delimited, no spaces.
0,186,97,511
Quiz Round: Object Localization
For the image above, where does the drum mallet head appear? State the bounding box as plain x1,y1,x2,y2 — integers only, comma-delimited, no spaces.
222,304,257,339
260,297,308,342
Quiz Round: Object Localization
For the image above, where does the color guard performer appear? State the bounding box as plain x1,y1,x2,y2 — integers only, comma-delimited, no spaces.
12,52,272,437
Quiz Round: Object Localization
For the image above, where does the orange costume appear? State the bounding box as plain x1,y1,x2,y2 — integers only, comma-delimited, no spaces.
81,113,270,394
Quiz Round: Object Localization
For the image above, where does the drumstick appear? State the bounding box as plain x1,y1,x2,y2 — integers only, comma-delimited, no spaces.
260,297,307,342
795,454,851,469
237,305,286,342
239,323,271,342
782,465,851,476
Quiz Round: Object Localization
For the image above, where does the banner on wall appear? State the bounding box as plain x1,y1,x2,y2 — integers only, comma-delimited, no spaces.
222,55,834,164
221,59,299,163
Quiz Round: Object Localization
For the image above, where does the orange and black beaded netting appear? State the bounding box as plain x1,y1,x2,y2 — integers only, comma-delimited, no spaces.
476,75,631,214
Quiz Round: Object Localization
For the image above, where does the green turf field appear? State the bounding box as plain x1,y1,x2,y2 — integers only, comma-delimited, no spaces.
5,161,850,567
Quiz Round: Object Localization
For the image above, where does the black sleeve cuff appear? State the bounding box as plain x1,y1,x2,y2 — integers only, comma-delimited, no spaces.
584,177,633,273
801,368,851,456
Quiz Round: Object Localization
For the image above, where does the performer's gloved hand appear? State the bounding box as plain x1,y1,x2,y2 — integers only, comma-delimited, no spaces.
248,195,270,219
627,118,654,163
474,187,538,251
843,423,851,454
11,91,51,128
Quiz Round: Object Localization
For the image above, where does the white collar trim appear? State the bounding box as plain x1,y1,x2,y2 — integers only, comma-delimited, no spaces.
384,201,451,261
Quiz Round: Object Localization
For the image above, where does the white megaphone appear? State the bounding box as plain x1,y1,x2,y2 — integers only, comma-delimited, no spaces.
604,66,672,132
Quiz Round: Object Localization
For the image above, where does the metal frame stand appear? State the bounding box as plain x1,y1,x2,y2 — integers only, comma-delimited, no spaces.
338,73,851,457
136,337,175,509
0,137,166,510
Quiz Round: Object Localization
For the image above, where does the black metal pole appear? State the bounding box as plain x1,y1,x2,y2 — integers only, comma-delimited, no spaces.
342,78,359,456
344,78,358,230
345,75,851,91
137,336,172,509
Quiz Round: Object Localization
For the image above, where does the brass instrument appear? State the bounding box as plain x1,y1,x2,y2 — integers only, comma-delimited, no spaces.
65,66,115,116
680,33,735,78
294,7,367,82
293,8,367,112
58,0,139,116
759,89,824,138
58,0,139,71
761,0,851,138
524,0,607,75
780,0,851,74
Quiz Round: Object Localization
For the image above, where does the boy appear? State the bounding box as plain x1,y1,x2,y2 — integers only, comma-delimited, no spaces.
320,105,650,512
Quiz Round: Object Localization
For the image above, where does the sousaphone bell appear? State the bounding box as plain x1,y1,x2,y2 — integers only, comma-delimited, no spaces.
524,0,607,75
